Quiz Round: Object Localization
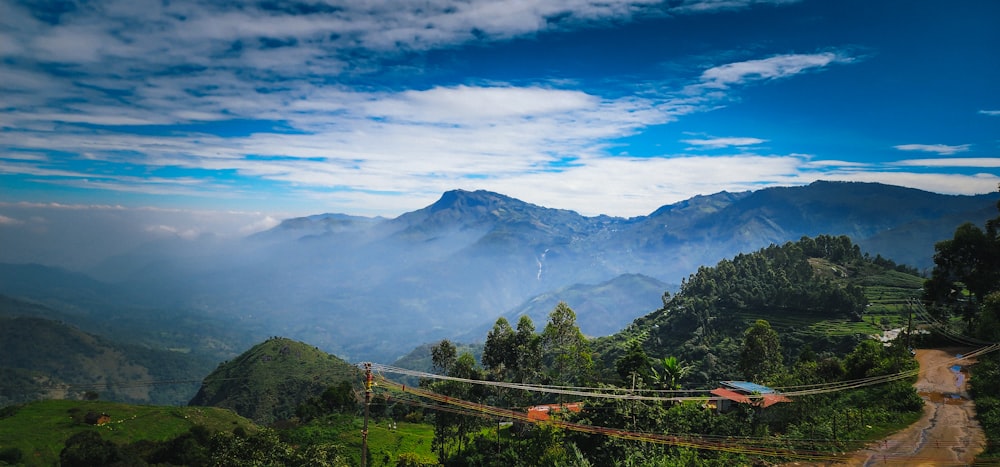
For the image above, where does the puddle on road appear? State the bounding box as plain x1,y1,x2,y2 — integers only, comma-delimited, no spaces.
919,391,968,404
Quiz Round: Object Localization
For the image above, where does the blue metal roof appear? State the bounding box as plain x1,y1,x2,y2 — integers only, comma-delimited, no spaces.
721,381,778,394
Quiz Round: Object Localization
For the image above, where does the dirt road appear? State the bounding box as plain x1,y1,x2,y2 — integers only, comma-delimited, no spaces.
831,348,985,466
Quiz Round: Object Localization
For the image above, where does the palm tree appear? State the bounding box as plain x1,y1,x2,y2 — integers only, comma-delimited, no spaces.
653,356,692,390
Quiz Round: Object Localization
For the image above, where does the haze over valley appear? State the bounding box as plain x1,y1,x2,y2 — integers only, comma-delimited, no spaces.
2,182,997,364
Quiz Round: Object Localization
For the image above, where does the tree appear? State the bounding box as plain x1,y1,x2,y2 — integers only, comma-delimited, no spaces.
653,356,692,390
482,317,516,379
976,292,1000,342
541,303,594,386
430,351,485,462
60,431,140,467
431,339,457,374
615,338,653,385
208,428,343,466
514,315,542,384
924,191,1000,321
739,320,783,384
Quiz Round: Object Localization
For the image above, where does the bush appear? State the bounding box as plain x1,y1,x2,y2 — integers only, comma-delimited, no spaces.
0,447,23,465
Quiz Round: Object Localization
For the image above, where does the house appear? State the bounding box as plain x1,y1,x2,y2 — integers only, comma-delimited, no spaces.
526,402,583,421
709,381,790,412
84,411,111,425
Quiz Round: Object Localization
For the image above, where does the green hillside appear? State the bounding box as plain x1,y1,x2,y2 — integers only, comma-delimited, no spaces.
0,399,255,466
0,297,214,406
593,235,925,385
189,337,361,424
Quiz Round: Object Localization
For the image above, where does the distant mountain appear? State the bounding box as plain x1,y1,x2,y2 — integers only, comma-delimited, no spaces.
460,273,674,341
0,265,261,364
3,181,997,364
188,337,360,425
0,295,213,406
250,213,384,242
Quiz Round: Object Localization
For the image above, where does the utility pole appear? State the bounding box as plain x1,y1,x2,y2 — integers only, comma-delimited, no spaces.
906,301,914,349
362,362,373,467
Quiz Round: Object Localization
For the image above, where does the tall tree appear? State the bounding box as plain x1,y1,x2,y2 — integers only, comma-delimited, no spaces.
431,351,485,462
615,338,653,386
541,302,594,386
513,315,541,384
482,317,516,379
431,339,457,374
739,320,783,384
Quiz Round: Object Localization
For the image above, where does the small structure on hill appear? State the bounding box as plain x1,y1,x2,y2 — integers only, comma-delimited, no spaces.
84,411,111,425
527,402,583,421
709,381,790,412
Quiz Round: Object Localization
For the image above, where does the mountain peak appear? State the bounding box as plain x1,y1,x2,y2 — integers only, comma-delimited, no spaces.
430,189,518,212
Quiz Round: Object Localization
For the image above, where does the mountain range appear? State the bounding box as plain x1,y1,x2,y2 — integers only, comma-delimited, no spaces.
1,181,997,364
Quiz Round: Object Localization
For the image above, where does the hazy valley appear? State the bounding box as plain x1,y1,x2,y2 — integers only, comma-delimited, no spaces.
2,181,997,367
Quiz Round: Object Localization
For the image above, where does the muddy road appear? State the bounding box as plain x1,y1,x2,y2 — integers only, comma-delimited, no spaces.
830,348,985,466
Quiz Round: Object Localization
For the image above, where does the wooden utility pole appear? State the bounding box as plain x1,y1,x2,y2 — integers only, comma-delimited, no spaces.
907,301,914,349
362,363,373,467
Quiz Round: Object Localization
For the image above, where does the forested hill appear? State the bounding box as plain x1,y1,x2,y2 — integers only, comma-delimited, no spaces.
594,235,924,386
0,295,213,406
188,337,360,425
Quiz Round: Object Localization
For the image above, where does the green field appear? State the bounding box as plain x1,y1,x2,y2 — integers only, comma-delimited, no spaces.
283,414,437,466
0,400,255,466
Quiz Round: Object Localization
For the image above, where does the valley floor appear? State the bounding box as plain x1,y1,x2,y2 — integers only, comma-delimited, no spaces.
821,348,985,466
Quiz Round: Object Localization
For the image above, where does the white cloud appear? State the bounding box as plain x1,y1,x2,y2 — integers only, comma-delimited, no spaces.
0,214,24,226
463,153,814,215
239,216,282,234
145,224,200,240
698,52,850,89
821,171,999,198
682,136,767,149
894,158,1000,168
804,159,871,168
893,144,971,156
668,0,801,13
979,110,1000,116
1,152,48,162
365,86,599,123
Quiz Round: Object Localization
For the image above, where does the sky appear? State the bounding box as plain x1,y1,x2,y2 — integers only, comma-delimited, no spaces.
1,0,999,229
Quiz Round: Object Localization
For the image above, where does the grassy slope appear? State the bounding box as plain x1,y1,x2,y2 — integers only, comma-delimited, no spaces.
282,414,437,466
0,400,255,466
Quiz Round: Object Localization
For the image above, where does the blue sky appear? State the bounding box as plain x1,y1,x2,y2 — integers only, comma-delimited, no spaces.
1,0,998,223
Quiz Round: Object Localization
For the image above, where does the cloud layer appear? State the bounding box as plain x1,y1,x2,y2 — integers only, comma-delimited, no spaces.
1,0,997,219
